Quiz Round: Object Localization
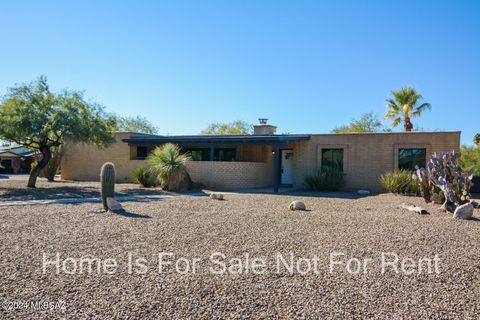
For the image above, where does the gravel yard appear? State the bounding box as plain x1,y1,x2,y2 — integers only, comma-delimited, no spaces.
0,180,163,201
1,192,479,319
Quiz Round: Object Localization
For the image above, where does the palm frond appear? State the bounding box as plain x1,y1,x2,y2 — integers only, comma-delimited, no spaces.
391,117,401,127
392,86,420,106
384,109,399,119
385,99,400,119
416,102,431,112
386,99,400,110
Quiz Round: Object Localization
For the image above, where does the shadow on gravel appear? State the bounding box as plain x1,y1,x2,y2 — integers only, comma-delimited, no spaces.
0,185,164,201
0,185,100,200
113,209,152,219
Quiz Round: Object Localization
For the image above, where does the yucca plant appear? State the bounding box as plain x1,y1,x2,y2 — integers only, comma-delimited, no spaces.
379,169,419,195
147,143,193,191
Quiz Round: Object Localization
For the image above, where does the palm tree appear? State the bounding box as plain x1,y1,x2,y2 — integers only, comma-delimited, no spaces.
384,86,431,131
147,143,193,191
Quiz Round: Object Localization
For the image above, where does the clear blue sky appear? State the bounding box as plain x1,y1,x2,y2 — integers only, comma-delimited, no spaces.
0,1,478,144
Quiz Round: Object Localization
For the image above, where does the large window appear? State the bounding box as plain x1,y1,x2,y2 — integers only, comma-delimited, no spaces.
184,148,236,161
398,148,426,170
321,149,344,172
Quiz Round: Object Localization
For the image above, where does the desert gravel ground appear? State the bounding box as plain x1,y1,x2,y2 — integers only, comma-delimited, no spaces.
1,192,479,319
0,180,164,201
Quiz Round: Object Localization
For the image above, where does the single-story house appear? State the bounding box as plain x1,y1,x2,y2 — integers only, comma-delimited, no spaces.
61,120,460,192
0,145,38,174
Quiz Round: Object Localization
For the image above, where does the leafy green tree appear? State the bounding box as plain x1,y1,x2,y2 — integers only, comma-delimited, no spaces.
384,86,431,131
474,133,480,146
332,112,387,133
114,115,158,134
460,145,480,175
0,76,116,187
201,120,252,135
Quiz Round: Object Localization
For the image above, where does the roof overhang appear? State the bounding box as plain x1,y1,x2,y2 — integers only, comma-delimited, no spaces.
122,134,311,146
0,151,21,158
0,151,37,158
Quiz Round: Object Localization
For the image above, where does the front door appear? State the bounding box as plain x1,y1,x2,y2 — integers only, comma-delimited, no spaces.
281,150,293,185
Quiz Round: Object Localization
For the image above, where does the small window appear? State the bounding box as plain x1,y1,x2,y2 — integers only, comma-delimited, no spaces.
398,148,426,170
321,149,344,172
136,146,148,159
215,148,236,161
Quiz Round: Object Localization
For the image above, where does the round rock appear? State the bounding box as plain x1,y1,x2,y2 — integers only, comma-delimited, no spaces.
288,200,306,211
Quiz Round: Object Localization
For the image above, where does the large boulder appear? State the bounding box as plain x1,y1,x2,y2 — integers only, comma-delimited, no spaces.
106,197,123,212
288,200,306,211
453,202,474,220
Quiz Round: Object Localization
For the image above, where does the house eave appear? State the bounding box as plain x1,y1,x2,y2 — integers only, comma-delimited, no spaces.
122,134,311,146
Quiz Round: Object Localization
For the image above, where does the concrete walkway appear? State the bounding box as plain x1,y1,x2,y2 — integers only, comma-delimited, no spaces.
0,194,175,207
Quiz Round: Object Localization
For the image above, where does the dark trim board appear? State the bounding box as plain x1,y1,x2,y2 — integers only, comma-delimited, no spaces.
123,134,311,146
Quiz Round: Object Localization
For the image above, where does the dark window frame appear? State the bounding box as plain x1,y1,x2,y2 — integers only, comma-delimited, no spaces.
321,148,344,172
398,148,426,171
183,148,237,161
187,148,210,161
214,148,236,161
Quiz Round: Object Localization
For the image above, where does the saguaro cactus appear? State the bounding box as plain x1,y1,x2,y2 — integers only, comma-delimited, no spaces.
100,162,116,211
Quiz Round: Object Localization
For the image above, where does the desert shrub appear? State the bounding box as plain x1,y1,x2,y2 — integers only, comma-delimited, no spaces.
460,145,480,175
380,169,420,194
132,167,158,187
305,169,345,191
147,143,193,191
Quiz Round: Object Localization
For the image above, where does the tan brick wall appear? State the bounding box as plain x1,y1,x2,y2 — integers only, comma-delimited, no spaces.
61,131,460,192
61,132,148,183
186,161,271,189
290,131,461,191
61,133,273,188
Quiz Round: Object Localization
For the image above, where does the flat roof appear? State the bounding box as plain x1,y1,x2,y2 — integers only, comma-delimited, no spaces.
307,130,461,136
123,134,311,145
121,131,461,145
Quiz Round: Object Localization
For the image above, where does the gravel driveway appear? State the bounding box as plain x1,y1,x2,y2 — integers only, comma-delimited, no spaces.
1,193,479,319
